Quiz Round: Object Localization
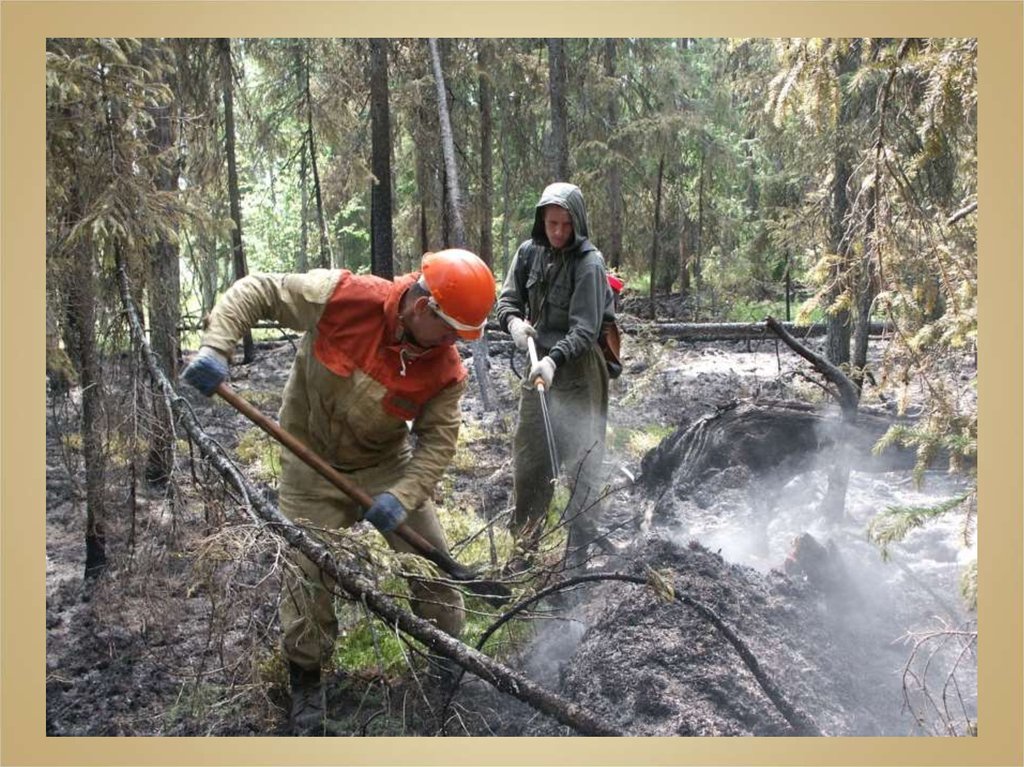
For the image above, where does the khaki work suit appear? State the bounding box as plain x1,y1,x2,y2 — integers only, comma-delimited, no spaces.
496,183,616,559
202,270,466,671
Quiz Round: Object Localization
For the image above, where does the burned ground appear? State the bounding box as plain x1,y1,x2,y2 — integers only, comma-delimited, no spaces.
44,324,977,737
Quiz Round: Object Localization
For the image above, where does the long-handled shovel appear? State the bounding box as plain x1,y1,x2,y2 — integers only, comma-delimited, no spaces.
526,336,560,478
214,382,511,603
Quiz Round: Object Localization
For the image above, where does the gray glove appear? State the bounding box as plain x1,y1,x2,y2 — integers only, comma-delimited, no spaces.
507,316,537,352
528,355,556,389
182,346,229,396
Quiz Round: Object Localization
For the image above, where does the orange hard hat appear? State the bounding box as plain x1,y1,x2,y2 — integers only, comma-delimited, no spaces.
420,249,496,340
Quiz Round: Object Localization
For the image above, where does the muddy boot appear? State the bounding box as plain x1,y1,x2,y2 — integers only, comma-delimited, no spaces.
288,662,325,736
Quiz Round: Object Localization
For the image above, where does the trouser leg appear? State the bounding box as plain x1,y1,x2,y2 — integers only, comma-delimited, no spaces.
383,498,465,638
278,488,349,672
549,347,609,564
278,455,466,669
511,385,556,549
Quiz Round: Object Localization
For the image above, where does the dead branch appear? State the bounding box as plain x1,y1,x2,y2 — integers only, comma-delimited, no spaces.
765,316,860,415
946,201,977,227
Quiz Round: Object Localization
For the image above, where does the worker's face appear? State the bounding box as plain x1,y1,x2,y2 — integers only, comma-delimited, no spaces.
543,206,574,250
407,297,459,348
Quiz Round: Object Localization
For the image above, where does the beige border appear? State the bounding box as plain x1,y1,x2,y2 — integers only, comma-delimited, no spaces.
3,2,1020,766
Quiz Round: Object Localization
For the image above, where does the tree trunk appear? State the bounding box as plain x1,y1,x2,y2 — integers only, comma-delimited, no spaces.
604,39,623,270
294,42,309,273
547,38,570,180
413,65,433,255
65,239,107,578
824,40,860,369
648,153,665,311
428,39,466,247
678,208,692,296
821,39,863,518
144,64,181,486
695,149,705,290
217,37,254,363
477,38,494,270
500,140,512,274
302,42,331,269
852,41,906,391
428,38,493,412
369,38,395,280
785,250,792,321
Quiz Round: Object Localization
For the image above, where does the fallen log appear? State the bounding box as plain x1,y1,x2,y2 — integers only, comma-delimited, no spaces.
116,257,624,737
644,320,892,343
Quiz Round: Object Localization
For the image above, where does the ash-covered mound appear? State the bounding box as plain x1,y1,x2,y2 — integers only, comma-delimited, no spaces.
523,535,906,736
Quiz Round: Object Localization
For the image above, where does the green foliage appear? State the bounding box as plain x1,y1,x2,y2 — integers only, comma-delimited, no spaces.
725,299,788,323
234,428,282,483
866,492,972,561
607,423,675,460
959,560,977,612
873,414,976,485
332,605,408,674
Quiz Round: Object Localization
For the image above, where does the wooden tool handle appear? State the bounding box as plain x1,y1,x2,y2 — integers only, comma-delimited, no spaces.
215,382,444,564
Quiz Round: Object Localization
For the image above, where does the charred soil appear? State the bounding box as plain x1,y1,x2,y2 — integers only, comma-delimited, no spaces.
45,326,976,737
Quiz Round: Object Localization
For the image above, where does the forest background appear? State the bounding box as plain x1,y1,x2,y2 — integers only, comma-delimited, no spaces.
44,36,980,574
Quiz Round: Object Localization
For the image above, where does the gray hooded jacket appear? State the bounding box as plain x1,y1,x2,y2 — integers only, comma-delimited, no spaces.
496,182,615,367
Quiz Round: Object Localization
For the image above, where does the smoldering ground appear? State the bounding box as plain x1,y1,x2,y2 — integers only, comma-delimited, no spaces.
45,334,976,736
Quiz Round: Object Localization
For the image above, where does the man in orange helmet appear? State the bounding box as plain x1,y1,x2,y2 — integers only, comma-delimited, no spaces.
181,249,495,734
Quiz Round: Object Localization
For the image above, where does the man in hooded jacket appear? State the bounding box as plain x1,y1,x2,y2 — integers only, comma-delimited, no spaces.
496,182,617,570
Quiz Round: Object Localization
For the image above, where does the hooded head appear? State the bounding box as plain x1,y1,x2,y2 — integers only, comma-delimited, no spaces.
530,182,590,252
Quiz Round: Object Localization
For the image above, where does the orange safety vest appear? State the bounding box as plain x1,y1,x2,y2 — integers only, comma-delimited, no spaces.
312,271,467,420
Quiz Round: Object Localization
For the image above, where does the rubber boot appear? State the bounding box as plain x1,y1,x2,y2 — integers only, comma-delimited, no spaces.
288,662,325,736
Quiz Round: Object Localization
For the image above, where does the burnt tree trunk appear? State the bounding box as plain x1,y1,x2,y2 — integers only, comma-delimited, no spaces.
768,314,859,519
641,320,892,343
